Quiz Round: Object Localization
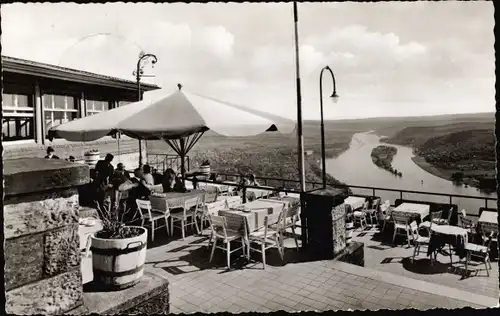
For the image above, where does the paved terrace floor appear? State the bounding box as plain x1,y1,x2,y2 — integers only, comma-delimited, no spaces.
351,225,499,300
81,225,498,313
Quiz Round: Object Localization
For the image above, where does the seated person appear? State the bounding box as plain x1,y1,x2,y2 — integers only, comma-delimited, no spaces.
248,174,260,186
162,168,176,193
142,164,155,186
173,174,187,193
112,163,130,189
209,172,219,182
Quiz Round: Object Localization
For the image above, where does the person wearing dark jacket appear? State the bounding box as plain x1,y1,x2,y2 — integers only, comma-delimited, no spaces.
94,154,114,208
45,147,60,159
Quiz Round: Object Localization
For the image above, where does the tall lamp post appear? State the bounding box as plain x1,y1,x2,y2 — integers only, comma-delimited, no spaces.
319,66,339,189
134,52,157,167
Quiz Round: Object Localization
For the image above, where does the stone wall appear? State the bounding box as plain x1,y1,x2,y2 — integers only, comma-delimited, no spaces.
3,137,146,170
4,158,89,315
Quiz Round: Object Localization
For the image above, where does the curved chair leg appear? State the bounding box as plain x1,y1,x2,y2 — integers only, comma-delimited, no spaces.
209,238,217,262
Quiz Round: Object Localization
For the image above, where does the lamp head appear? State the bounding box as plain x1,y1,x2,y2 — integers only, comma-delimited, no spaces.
330,91,339,103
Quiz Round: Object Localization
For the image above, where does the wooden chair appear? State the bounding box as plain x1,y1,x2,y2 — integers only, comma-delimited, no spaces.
419,210,442,233
170,196,201,240
464,242,492,277
271,203,300,251
353,201,369,230
378,202,393,232
459,215,476,238
409,220,434,263
480,222,498,247
209,215,247,270
135,199,170,241
435,207,453,225
392,213,413,247
365,198,381,225
247,213,285,269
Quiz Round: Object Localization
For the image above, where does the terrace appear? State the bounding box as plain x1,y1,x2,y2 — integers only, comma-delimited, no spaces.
76,161,498,312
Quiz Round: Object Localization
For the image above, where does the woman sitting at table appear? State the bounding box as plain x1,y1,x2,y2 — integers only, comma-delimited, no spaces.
248,174,260,187
162,168,176,192
173,173,187,193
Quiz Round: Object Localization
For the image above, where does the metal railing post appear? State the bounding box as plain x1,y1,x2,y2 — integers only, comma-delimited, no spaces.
372,188,376,197
449,196,452,205
400,191,403,200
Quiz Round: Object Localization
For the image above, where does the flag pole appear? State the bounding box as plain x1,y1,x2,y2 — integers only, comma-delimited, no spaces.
293,1,306,194
293,1,308,249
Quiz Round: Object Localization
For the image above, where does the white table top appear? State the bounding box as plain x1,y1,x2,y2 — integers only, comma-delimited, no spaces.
343,196,366,210
78,218,103,250
479,211,497,224
431,224,468,237
394,203,430,219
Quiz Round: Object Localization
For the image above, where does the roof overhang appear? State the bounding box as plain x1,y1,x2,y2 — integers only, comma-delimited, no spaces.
2,56,160,92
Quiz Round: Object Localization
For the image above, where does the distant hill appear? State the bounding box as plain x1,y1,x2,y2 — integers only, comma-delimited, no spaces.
381,121,494,148
414,129,495,191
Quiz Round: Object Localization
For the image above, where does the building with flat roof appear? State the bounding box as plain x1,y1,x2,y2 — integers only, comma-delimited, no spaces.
2,55,160,166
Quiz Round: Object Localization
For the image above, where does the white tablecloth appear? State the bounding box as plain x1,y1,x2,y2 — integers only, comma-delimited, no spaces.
78,219,103,250
393,203,430,220
479,211,497,225
343,196,366,210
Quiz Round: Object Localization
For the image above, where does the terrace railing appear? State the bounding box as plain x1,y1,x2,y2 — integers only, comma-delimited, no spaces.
146,153,496,218
147,153,190,174
211,172,498,219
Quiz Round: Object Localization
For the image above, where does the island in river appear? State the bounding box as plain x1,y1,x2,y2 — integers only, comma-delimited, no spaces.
370,145,402,177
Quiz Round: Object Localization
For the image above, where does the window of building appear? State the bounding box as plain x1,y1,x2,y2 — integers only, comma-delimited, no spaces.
2,93,34,141
43,94,78,137
86,100,110,116
118,100,133,107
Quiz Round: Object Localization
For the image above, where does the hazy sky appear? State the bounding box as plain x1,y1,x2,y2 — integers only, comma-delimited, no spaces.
2,2,495,120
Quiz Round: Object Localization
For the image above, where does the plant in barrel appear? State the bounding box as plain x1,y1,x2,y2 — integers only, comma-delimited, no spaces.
90,199,148,290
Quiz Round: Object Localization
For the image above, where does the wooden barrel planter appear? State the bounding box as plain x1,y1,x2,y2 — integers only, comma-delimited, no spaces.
199,165,210,175
90,226,148,290
84,151,100,167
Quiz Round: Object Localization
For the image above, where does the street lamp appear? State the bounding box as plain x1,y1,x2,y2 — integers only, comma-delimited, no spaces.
133,52,157,167
319,65,339,189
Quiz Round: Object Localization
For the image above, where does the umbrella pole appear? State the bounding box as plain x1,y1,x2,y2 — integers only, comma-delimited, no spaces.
179,138,186,188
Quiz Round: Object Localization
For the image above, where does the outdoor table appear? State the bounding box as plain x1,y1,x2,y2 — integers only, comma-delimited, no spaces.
150,189,206,211
393,203,430,224
205,196,242,216
427,225,468,261
478,211,497,225
343,196,366,211
219,200,283,232
246,187,275,201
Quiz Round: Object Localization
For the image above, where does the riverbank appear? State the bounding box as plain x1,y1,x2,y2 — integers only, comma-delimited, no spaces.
411,155,455,182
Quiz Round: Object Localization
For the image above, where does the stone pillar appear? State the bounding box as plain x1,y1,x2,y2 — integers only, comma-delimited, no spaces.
34,81,44,144
4,158,89,315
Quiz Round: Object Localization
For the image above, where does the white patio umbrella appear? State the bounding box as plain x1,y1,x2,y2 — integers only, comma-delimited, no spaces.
49,85,296,182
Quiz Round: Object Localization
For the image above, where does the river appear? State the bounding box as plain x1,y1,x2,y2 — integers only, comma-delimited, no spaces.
326,132,497,215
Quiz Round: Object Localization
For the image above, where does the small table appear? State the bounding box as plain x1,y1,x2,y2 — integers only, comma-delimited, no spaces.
428,225,468,262
393,203,430,222
79,218,103,251
150,190,206,211
478,211,497,225
343,196,366,211
219,200,283,232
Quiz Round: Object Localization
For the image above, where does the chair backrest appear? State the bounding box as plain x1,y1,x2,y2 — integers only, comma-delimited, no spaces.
409,220,419,239
384,200,391,206
183,196,200,217
460,209,467,217
372,198,381,211
362,201,369,210
392,213,409,226
136,199,152,219
431,210,442,220
460,215,473,229
446,207,453,222
209,215,228,239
